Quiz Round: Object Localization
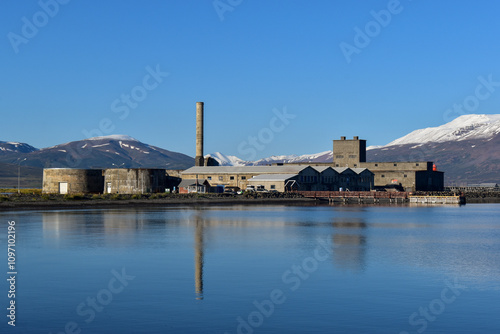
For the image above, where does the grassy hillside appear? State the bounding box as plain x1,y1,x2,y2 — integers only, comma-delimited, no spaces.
0,163,43,189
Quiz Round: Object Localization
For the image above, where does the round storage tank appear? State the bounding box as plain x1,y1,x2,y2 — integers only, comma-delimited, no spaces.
42,168,104,194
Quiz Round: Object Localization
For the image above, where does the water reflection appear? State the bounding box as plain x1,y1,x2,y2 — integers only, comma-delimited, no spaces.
36,205,500,298
193,211,205,300
332,219,367,272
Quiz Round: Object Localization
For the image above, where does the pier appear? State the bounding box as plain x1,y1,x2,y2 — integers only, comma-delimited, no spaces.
297,191,466,204
409,195,465,205
296,191,408,204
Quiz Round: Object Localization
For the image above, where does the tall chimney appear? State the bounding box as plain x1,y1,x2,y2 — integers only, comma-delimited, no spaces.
195,102,204,166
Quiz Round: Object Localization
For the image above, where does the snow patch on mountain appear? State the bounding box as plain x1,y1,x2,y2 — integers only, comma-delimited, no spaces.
0,141,39,153
207,151,334,166
205,152,248,166
88,135,138,142
386,114,500,146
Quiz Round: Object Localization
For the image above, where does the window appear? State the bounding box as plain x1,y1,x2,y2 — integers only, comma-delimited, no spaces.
394,163,397,166
230,176,234,180
270,185,276,190
404,175,407,178
219,176,223,181
381,175,385,178
416,163,419,166
207,176,212,180
375,163,378,167
241,176,246,180
349,155,357,159
335,164,339,167
354,164,357,167
336,155,344,159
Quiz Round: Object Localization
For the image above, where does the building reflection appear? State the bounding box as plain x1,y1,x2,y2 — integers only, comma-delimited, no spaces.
193,212,204,300
331,219,367,272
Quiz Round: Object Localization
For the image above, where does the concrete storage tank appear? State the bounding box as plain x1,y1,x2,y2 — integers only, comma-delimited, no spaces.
42,169,104,194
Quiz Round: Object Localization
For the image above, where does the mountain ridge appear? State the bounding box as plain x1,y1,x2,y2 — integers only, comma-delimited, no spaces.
1,115,499,186
204,114,500,184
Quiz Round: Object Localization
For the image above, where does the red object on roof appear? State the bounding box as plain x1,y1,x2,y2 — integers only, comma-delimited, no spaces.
433,164,437,171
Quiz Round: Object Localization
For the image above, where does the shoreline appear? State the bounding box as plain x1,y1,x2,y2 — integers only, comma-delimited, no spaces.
1,196,499,211
0,197,317,211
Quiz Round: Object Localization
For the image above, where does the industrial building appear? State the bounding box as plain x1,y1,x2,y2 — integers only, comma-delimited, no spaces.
42,168,104,194
42,168,167,194
181,165,374,192
332,136,444,191
178,179,210,193
42,102,443,195
182,102,375,192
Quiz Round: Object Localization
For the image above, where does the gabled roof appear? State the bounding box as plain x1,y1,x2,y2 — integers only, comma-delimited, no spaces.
178,179,209,188
182,165,312,174
248,174,298,182
351,168,374,175
311,166,335,173
332,167,353,174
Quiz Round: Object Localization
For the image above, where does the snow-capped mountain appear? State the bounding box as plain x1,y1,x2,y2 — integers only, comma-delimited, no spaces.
206,151,334,166
205,152,248,166
0,135,194,170
206,114,500,184
254,151,333,165
1,114,499,186
0,141,38,154
386,114,500,146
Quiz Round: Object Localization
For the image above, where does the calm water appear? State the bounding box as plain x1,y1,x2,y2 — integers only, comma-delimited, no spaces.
1,204,500,333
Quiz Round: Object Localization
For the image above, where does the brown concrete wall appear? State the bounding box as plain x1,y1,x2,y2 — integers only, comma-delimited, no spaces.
361,161,432,171
333,137,366,167
104,169,166,194
247,180,287,192
42,169,104,194
374,170,417,191
182,172,255,190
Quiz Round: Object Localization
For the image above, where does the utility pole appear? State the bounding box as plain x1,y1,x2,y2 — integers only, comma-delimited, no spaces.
17,158,27,194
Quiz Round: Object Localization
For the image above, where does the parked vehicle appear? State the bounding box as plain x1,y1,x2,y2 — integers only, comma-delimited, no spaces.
255,185,268,193
245,185,256,192
224,186,240,195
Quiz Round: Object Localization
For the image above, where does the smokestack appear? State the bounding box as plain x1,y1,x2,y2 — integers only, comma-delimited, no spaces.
195,102,204,166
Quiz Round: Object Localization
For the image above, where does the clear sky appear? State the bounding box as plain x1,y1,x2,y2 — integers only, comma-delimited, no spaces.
2,0,500,160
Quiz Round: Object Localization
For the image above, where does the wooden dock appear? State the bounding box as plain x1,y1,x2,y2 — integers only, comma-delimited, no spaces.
296,191,408,203
296,191,466,204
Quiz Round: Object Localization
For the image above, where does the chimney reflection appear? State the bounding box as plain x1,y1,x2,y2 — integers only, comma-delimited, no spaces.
332,219,367,272
194,213,204,300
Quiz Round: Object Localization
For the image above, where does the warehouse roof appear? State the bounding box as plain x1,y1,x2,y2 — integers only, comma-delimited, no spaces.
351,168,374,175
311,166,334,173
247,174,298,182
178,179,209,188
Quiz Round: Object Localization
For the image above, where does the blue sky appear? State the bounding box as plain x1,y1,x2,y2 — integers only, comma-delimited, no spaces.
1,0,500,159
